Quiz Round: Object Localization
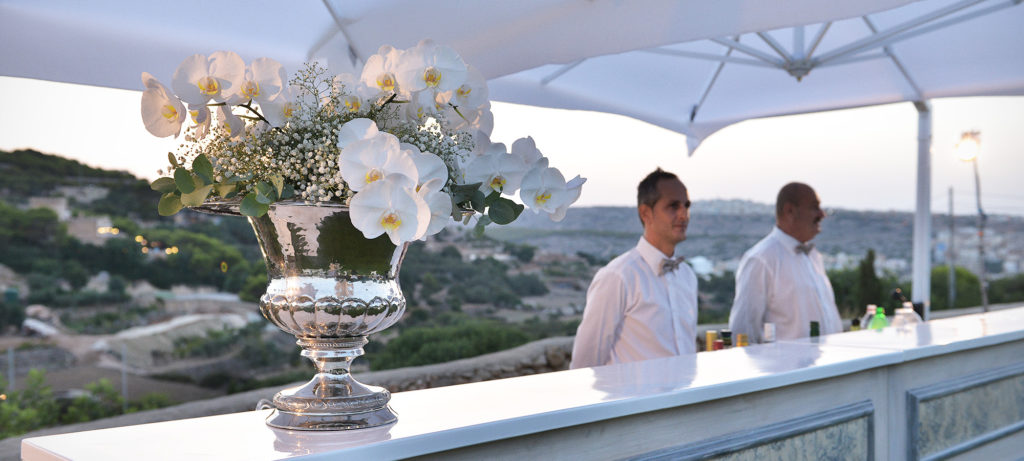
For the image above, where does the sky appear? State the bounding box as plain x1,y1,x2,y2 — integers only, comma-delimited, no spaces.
1,76,1022,216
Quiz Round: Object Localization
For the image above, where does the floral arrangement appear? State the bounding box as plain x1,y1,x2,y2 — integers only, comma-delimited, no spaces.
141,40,585,244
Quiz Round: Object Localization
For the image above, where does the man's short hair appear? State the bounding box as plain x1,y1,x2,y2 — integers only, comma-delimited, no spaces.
776,182,813,218
637,168,680,225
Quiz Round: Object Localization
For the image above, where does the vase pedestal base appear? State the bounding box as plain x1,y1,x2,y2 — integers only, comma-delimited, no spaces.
264,337,397,431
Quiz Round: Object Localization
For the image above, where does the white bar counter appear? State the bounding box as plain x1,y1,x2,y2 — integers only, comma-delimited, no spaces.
23,307,1024,461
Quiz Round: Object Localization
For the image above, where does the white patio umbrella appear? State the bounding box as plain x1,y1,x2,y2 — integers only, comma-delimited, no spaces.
1,0,1006,315
487,0,1024,316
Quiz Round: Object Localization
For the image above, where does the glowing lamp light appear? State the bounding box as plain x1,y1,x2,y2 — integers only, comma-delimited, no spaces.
956,130,981,162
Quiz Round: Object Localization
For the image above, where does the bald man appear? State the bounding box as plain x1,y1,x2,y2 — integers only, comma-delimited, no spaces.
728,182,842,343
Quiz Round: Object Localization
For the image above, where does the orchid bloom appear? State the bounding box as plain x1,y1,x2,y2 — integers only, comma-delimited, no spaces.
228,57,287,106
549,175,587,222
448,103,494,136
217,106,244,139
401,90,445,123
520,166,571,216
332,73,378,114
361,45,405,98
337,118,379,149
395,40,468,94
171,51,245,105
438,65,488,110
510,136,546,170
186,103,211,141
349,174,430,245
417,178,453,237
140,72,185,138
338,131,418,192
260,88,296,128
465,144,530,196
403,144,449,191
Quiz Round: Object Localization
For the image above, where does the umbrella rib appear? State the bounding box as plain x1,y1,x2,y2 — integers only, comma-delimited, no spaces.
865,0,1021,50
641,48,774,68
710,37,785,67
540,59,586,85
320,0,364,67
815,0,986,64
805,22,832,59
690,45,735,122
757,32,792,63
862,17,924,100
793,26,805,59
817,52,889,67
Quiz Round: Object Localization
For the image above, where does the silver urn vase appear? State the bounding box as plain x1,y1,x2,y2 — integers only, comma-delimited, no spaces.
197,200,407,431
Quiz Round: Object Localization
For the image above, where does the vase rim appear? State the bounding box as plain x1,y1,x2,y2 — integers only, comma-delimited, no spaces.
192,199,349,216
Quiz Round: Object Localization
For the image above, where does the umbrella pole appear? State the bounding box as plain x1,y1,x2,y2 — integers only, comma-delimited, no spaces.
912,100,932,320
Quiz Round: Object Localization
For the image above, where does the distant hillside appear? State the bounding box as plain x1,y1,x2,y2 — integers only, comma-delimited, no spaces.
0,149,157,218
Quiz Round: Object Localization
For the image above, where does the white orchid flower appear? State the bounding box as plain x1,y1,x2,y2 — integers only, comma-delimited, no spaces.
349,173,430,245
186,103,211,141
338,131,418,192
447,103,494,136
337,118,379,149
217,105,244,139
360,45,406,98
171,51,245,105
403,143,448,191
333,73,378,114
510,136,546,169
465,145,530,196
400,90,445,124
228,57,287,106
140,72,185,138
550,175,587,222
395,40,468,94
260,90,296,128
520,166,571,216
417,178,453,237
438,65,488,110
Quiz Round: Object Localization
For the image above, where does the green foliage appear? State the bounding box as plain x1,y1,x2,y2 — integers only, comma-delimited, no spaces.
990,273,1024,304
0,300,26,330
0,370,174,437
371,316,530,370
929,265,982,310
829,249,903,318
855,249,884,308
504,242,536,263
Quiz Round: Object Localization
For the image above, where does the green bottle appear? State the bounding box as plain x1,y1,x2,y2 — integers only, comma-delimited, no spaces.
869,306,889,330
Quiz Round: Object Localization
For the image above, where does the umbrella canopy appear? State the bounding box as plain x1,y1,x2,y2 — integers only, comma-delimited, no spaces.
1,0,916,91
488,0,1024,153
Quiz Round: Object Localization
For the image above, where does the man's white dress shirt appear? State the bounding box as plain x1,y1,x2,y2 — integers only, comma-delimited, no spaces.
729,226,842,343
570,237,698,369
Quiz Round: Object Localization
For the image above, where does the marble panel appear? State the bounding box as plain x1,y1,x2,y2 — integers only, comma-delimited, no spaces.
908,362,1024,460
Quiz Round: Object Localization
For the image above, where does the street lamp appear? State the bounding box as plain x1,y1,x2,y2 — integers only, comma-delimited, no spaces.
955,130,988,312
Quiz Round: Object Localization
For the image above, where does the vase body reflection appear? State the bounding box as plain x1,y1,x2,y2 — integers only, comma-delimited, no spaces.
197,200,407,430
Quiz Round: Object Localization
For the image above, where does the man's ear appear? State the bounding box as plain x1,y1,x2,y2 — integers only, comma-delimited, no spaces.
638,204,652,227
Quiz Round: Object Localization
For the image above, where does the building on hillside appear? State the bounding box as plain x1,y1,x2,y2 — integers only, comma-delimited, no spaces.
27,196,71,221
66,215,120,246
55,185,109,203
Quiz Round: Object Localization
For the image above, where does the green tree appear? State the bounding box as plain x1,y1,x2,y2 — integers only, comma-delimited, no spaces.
990,273,1024,304
371,318,529,370
854,249,883,309
930,265,981,310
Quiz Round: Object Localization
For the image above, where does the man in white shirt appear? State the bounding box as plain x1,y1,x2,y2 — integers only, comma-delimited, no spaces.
728,182,842,343
570,169,698,369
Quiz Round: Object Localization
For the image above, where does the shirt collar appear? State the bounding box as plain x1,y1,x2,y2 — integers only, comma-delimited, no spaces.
636,236,673,274
771,226,807,251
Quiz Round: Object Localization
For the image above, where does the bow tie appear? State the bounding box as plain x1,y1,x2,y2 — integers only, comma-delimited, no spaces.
795,243,815,255
660,256,686,275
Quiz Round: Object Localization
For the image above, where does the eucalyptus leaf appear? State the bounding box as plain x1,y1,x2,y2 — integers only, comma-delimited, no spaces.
473,216,491,237
483,190,501,206
279,183,296,199
488,198,518,225
168,152,179,169
470,190,486,213
240,193,270,217
174,168,195,193
256,181,275,199
269,175,285,197
214,182,238,197
181,184,213,207
150,177,177,194
255,191,273,205
192,154,215,184
450,183,482,203
158,193,183,216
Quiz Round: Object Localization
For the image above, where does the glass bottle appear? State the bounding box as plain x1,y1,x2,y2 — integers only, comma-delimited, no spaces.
891,301,923,328
809,321,820,337
850,318,861,331
860,304,877,331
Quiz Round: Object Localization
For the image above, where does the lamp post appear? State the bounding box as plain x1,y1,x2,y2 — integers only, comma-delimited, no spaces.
955,130,988,312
